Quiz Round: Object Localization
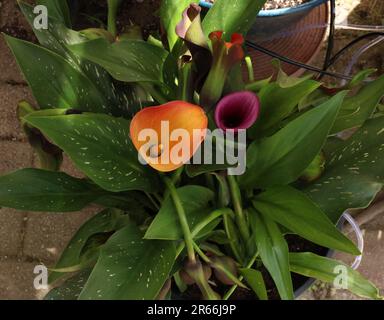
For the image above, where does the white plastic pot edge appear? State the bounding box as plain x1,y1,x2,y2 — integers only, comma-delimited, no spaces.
340,211,364,270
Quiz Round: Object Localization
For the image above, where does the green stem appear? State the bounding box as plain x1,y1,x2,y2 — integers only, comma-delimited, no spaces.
195,269,218,300
227,175,250,242
179,62,194,102
107,0,122,38
245,56,254,82
164,167,184,200
163,176,195,263
223,251,259,300
193,242,211,264
176,208,232,258
191,243,219,300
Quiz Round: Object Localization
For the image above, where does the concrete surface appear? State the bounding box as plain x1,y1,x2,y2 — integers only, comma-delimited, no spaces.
0,0,382,300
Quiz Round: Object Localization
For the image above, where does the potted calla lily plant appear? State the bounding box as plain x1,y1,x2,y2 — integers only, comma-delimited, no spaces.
1,0,384,300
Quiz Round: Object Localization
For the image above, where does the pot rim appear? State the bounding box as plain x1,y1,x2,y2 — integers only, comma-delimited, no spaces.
199,0,329,17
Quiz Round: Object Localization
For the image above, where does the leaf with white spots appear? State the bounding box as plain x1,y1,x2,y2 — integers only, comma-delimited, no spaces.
145,186,215,240
0,168,106,212
331,74,384,134
5,35,113,113
25,112,160,192
18,2,135,117
303,116,384,222
69,37,168,83
79,224,176,300
35,0,72,27
49,209,130,283
239,92,347,189
45,270,91,300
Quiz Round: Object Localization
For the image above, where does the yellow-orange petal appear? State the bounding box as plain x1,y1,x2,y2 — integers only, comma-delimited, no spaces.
130,101,208,172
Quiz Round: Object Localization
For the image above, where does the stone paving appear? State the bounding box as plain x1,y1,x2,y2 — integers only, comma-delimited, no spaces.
0,0,383,300
0,0,99,299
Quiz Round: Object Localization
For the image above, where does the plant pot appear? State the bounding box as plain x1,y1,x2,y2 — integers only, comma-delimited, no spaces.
200,0,329,38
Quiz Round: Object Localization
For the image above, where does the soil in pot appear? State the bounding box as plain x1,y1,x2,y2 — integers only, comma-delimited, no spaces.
205,0,310,10
176,234,328,300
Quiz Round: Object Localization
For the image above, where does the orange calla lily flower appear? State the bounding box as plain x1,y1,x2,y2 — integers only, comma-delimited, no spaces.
130,101,208,172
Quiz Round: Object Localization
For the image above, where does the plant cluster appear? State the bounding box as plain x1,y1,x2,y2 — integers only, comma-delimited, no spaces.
1,0,384,300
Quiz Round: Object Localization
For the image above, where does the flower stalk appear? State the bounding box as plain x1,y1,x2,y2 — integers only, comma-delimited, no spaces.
227,175,250,242
163,176,196,263
107,0,122,38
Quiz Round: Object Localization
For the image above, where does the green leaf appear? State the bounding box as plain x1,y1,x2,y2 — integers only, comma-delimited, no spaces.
144,186,214,240
4,35,111,113
160,0,199,49
331,75,384,134
37,0,72,27
69,38,168,83
18,2,133,117
17,101,63,171
348,69,376,88
239,268,268,300
289,252,383,300
49,209,129,283
79,224,176,300
45,270,91,300
202,0,267,37
303,117,384,222
249,208,294,300
25,112,160,192
249,79,320,137
252,186,360,255
239,92,347,189
19,1,71,58
0,169,105,212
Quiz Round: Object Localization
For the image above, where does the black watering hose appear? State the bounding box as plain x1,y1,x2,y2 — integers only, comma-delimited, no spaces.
319,0,336,79
245,40,353,81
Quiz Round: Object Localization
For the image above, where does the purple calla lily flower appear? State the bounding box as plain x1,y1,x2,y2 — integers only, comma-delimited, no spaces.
215,91,260,131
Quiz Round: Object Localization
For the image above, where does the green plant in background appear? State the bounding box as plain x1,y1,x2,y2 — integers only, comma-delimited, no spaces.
0,0,384,300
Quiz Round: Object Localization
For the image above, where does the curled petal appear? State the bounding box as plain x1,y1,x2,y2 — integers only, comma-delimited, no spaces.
130,101,208,172
215,91,260,131
176,4,207,48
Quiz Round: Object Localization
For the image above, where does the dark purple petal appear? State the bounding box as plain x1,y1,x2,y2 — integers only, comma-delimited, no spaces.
214,91,260,131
